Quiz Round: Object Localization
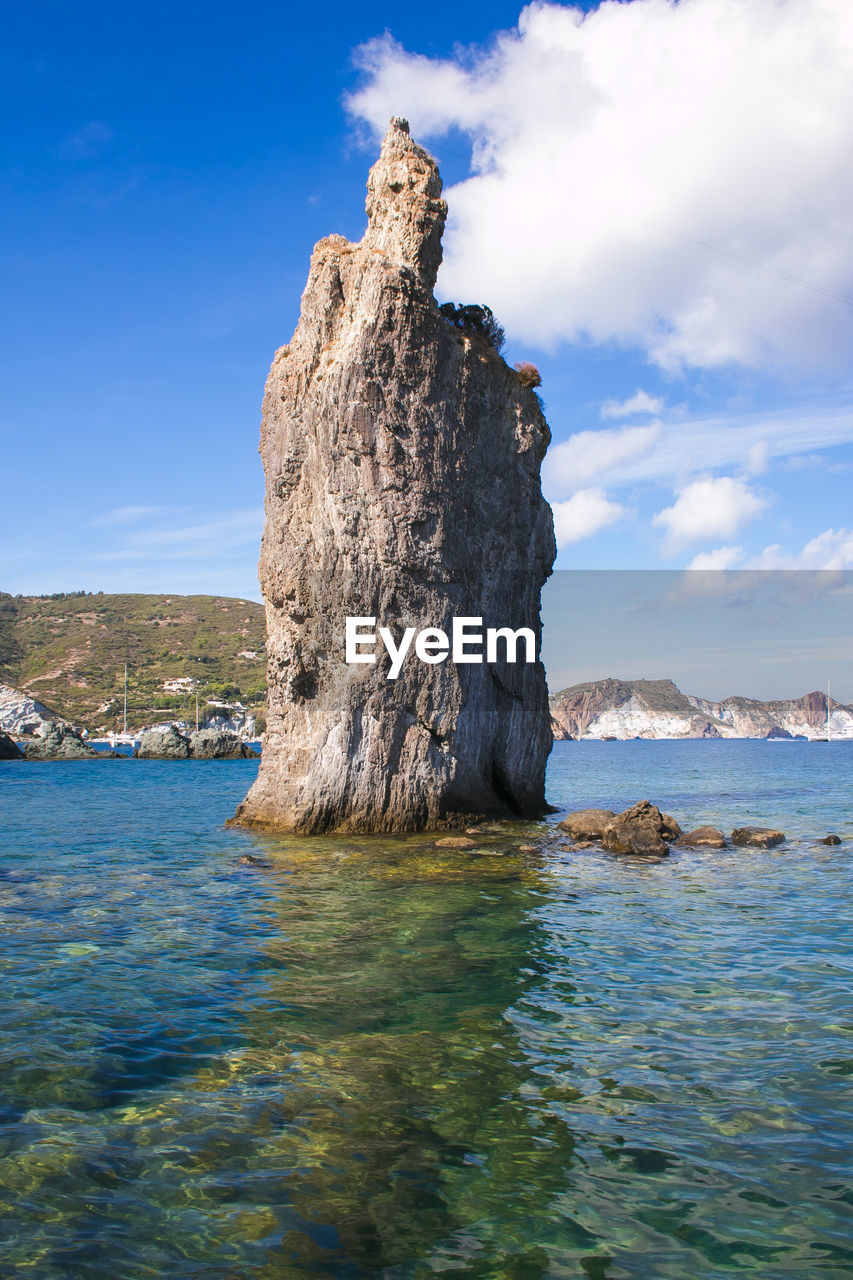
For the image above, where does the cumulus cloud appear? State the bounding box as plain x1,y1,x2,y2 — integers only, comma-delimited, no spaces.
347,0,853,371
551,488,625,546
751,528,853,569
600,390,665,419
687,545,743,570
653,476,767,550
544,422,660,495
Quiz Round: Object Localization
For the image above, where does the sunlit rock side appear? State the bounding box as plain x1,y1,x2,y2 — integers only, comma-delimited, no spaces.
0,683,61,737
233,119,556,834
550,678,853,740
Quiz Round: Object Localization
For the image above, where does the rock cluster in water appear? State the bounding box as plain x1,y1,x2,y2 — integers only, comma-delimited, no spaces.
234,119,555,834
24,722,103,760
136,726,257,759
559,801,790,857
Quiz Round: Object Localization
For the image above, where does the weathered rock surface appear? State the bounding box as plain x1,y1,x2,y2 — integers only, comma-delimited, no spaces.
820,833,842,845
601,800,682,857
136,725,191,759
558,808,615,840
190,728,258,759
675,825,727,849
25,723,99,760
0,731,24,760
233,119,555,834
0,682,60,737
731,826,786,848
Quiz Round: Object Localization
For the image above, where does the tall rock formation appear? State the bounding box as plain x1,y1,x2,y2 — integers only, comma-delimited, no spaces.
233,119,556,834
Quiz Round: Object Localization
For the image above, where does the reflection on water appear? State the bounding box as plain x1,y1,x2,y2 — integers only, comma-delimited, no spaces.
0,751,852,1278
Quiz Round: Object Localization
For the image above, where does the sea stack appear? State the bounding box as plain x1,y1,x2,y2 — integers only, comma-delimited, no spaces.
232,119,556,834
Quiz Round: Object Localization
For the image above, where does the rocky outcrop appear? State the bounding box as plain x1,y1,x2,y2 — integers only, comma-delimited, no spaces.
136,725,191,759
731,826,786,848
601,800,681,857
0,731,24,760
558,799,681,857
135,724,259,758
233,119,555,835
25,723,99,760
190,728,258,759
550,677,853,740
0,683,60,737
675,825,727,849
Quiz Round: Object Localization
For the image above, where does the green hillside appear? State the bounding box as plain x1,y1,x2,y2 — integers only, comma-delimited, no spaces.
0,592,267,734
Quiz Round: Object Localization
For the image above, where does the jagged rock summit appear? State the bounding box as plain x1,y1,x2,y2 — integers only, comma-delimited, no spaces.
233,119,556,834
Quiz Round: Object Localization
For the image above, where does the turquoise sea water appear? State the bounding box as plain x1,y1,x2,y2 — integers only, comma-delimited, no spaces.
1,742,851,1279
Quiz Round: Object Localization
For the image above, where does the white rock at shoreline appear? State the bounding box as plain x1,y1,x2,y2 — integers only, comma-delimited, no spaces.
0,683,63,737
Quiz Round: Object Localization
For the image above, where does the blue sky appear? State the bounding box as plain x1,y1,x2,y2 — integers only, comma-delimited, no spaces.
3,0,853,602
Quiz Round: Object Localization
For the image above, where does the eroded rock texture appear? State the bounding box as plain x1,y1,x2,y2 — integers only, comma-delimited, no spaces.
233,119,555,834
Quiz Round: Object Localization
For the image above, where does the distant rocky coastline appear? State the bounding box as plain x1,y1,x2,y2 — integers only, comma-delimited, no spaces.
550,677,853,741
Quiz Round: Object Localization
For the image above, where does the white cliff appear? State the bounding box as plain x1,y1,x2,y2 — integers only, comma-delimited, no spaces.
550,678,853,741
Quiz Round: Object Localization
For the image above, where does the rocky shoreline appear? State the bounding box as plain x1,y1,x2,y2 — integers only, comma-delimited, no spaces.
2,723,258,761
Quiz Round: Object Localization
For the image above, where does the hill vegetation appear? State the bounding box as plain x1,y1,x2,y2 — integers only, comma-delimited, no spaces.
0,592,266,734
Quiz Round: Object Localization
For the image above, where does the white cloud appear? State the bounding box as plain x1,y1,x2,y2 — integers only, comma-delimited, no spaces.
95,508,264,562
751,528,853,569
653,476,767,550
90,505,167,527
547,402,853,494
600,390,665,419
687,545,743,570
347,0,853,371
551,488,625,546
544,422,660,494
745,441,769,475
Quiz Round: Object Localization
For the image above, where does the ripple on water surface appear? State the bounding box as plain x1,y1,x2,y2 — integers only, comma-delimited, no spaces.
0,745,852,1279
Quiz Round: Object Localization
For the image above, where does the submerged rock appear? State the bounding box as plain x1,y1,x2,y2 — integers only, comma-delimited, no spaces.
0,731,24,760
731,826,786,848
558,808,615,840
190,728,258,759
434,836,476,849
136,725,191,759
820,834,842,846
25,723,99,760
675,825,728,849
233,118,555,835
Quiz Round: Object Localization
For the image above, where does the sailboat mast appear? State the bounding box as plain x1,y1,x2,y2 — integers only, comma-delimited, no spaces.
124,663,128,737
827,677,831,741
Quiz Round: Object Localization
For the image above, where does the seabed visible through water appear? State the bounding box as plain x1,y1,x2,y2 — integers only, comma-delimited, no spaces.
1,740,851,1279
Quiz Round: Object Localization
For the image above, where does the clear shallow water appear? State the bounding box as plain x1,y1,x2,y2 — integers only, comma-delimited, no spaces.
0,743,851,1279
